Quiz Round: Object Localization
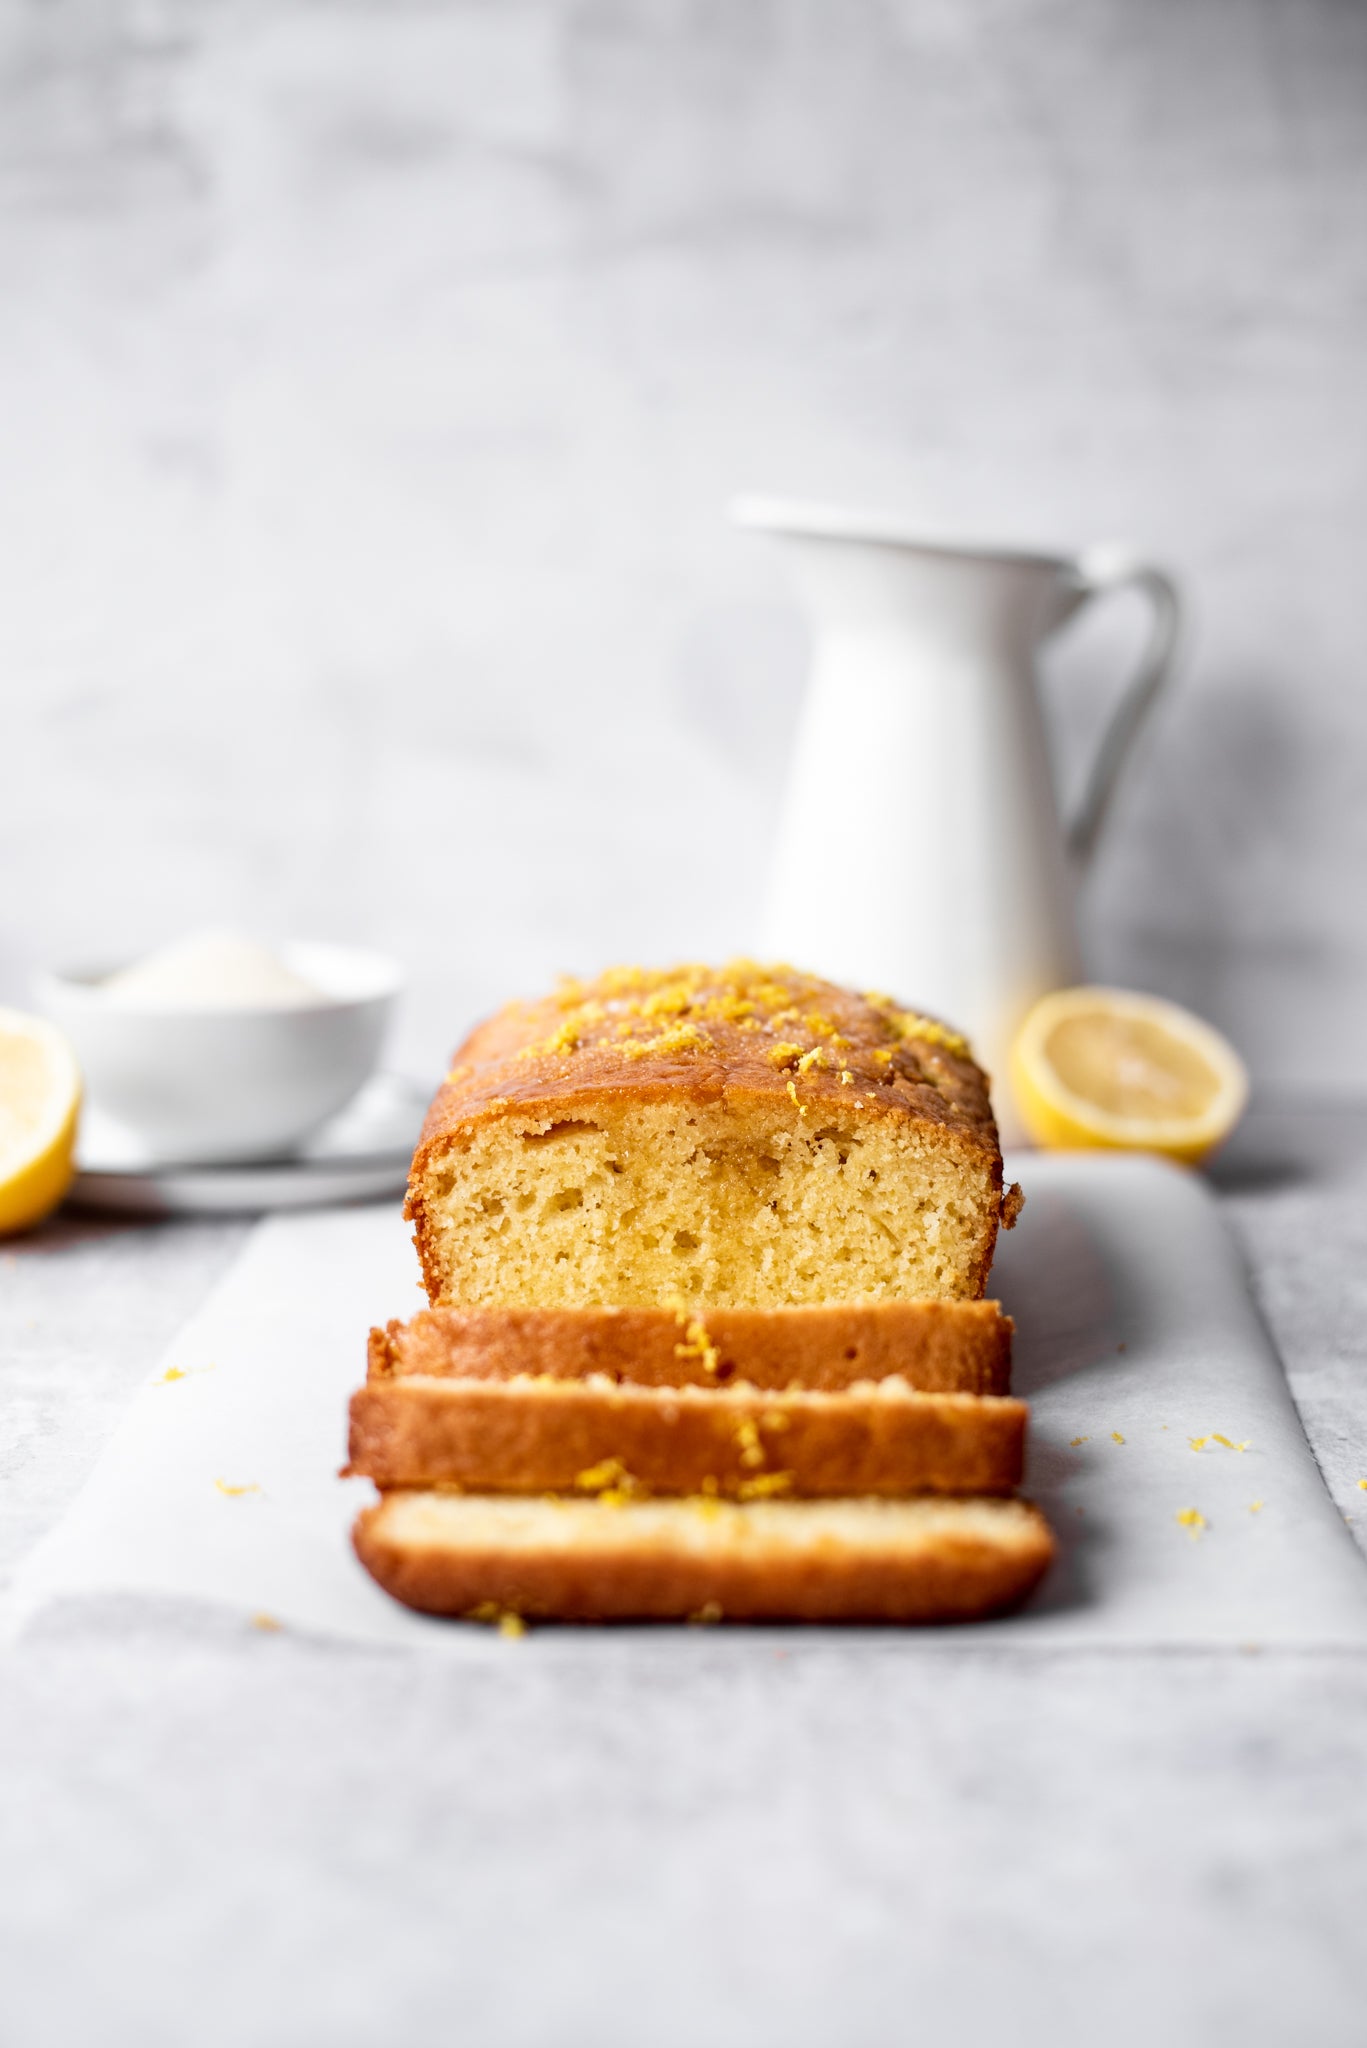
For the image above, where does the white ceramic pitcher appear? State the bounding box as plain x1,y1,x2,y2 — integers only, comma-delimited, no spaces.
736,498,1182,1138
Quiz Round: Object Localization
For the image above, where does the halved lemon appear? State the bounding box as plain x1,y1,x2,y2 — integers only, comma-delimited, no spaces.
1010,987,1248,1166
0,1008,82,1236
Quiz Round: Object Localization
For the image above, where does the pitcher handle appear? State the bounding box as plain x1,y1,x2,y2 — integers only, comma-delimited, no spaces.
1064,546,1183,866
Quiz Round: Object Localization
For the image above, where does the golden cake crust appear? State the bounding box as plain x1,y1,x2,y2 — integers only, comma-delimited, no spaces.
346,1375,1026,1499
407,961,1012,1304
368,1300,1014,1396
351,1492,1056,1624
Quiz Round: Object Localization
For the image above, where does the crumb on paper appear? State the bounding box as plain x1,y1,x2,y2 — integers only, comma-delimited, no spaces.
250,1613,282,1632
159,1366,187,1384
214,1479,261,1498
465,1601,526,1636
1189,1435,1209,1451
1117,1342,1127,1354
1111,1431,1125,1445
1175,1508,1207,1538
1212,1434,1250,1451
1249,1500,1265,1514
1358,1479,1367,1493
1069,1436,1089,1448
688,1601,724,1626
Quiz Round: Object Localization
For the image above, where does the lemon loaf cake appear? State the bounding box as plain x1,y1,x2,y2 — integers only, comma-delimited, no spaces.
353,1492,1055,1623
346,1375,1026,1498
407,962,1018,1310
367,1299,1013,1396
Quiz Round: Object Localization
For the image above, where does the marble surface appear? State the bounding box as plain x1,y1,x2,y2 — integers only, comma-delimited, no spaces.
1,1103,1365,2046
1,0,1366,1089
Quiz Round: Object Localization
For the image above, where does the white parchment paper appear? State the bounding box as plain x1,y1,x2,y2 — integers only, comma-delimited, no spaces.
8,1152,1367,1649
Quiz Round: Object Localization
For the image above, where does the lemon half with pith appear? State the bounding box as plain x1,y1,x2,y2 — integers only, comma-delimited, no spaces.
1011,987,1248,1166
0,1008,82,1236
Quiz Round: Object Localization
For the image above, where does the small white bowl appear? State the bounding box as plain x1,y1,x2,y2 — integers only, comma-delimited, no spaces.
37,942,402,1166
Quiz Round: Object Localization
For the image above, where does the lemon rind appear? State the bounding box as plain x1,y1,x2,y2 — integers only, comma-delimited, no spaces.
0,1009,83,1229
1013,987,1249,1153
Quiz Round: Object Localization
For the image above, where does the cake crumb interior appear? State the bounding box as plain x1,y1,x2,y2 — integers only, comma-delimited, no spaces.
421,1100,994,1308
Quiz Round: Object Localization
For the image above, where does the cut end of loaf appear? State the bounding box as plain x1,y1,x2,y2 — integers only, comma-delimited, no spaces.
412,1098,1000,1309
353,1491,1056,1624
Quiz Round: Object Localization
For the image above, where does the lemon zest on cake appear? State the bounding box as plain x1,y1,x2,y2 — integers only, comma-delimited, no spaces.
1069,1435,1089,1447
669,1299,720,1376
574,1457,639,1495
1111,1431,1125,1444
738,1471,794,1500
1175,1508,1207,1537
214,1479,260,1498
732,1417,767,1469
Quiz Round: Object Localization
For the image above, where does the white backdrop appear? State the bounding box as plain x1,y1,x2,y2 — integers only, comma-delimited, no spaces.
2,0,1364,1088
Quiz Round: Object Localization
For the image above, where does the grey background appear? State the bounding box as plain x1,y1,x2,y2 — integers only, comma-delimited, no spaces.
1,0,1364,1087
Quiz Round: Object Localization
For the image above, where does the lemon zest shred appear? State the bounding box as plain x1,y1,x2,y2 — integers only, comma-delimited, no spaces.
738,1471,794,1500
673,1310,720,1377
732,1417,767,1469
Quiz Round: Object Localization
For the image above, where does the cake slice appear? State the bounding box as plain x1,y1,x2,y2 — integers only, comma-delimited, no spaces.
347,1374,1027,1498
406,962,1019,1311
368,1299,1013,1395
352,1491,1056,1623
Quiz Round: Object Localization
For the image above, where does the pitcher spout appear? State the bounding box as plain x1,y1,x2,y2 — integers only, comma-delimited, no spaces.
732,496,1069,657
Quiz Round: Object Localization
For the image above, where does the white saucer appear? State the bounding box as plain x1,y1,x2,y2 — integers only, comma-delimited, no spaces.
69,1072,430,1217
